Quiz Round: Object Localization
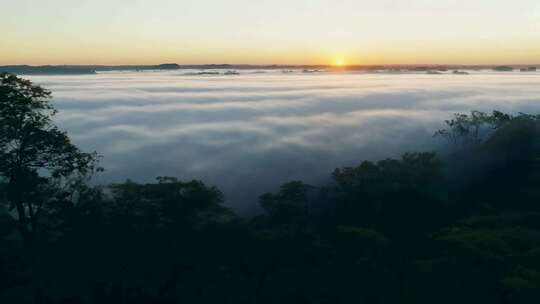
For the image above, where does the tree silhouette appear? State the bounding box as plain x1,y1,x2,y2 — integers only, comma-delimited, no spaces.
2,75,540,304
0,73,99,242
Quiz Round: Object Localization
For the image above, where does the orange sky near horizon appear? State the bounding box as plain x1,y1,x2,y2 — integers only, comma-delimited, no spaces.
1,0,539,66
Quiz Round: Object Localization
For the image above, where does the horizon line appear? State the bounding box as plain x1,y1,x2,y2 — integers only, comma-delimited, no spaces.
2,63,539,67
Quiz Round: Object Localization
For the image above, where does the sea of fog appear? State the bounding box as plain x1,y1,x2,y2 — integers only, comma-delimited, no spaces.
27,70,540,213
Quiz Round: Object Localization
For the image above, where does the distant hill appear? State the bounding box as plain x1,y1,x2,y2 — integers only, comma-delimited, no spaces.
0,63,322,75
0,64,183,75
493,66,514,72
1,63,538,75
154,63,180,69
0,65,97,75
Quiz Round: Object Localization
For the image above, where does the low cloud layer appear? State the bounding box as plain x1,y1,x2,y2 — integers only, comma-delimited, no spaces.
28,71,540,213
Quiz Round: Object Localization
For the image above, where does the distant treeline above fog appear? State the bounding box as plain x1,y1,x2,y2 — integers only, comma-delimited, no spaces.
1,63,537,75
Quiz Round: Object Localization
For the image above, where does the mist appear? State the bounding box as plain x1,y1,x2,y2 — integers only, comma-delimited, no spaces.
27,70,540,213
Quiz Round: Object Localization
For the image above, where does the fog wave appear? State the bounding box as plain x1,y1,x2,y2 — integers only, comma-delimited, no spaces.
28,70,540,212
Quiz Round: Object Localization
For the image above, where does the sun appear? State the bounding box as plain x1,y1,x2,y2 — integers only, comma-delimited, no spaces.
333,57,346,66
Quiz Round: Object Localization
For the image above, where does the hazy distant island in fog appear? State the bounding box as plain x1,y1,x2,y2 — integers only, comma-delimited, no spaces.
493,66,514,72
1,63,538,75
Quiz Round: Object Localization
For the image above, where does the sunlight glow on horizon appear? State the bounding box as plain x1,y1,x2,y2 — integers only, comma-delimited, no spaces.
1,0,539,65
333,57,346,66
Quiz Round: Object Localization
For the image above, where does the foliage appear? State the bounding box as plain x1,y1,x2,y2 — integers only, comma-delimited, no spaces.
108,177,231,230
2,78,540,303
0,73,100,242
259,181,309,225
434,110,514,146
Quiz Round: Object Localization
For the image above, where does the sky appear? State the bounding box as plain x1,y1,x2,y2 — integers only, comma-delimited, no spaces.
1,0,540,65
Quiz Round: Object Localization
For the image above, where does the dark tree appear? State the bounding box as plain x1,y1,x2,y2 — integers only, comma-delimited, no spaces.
0,73,99,242
108,177,231,230
434,110,514,147
259,181,309,225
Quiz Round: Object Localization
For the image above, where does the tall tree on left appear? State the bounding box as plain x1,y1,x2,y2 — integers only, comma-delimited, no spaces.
0,73,100,242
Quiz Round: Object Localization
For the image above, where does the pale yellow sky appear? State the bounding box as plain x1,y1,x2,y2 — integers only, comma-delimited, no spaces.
1,0,540,65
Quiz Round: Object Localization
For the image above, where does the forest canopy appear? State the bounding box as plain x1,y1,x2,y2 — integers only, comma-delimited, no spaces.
1,74,540,303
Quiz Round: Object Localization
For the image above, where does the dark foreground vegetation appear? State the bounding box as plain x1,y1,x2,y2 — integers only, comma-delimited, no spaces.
2,73,540,303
